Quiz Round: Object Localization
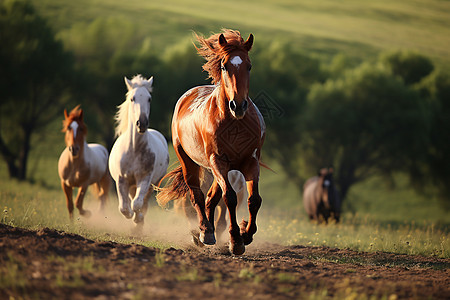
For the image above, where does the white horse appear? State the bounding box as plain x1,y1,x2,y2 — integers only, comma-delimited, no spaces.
109,75,169,228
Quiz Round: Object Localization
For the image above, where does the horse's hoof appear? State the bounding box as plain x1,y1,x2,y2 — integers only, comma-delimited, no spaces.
229,240,245,255
131,223,144,236
199,232,216,245
191,232,205,248
120,208,133,219
80,209,92,218
133,212,144,224
241,232,253,245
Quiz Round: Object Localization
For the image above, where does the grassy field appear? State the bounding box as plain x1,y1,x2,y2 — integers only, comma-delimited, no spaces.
1,122,449,258
33,0,450,65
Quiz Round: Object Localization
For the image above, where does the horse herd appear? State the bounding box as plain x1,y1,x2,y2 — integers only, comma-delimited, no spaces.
57,29,340,255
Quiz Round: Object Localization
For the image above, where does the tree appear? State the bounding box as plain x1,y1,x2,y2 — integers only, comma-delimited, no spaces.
0,0,75,180
380,50,434,85
250,39,325,185
414,69,450,207
301,63,430,200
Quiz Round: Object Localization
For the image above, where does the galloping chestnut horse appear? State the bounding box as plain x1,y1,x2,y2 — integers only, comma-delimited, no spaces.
157,29,265,255
58,106,111,219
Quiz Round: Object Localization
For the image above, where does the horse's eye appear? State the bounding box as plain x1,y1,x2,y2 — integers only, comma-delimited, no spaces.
221,64,226,72
248,65,252,71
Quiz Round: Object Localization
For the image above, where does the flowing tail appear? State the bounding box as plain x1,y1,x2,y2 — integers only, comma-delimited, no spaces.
156,166,189,208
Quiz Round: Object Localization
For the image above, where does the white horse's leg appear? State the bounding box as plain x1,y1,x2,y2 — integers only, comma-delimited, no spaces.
131,177,152,223
117,177,133,219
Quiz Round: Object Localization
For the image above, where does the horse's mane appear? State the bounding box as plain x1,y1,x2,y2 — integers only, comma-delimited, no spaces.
62,105,85,132
195,29,249,84
115,75,153,137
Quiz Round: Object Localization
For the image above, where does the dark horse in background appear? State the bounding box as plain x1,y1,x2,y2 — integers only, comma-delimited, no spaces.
303,167,341,223
157,29,265,255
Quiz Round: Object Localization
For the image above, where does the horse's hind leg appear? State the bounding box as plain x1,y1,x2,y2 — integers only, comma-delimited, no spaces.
61,181,74,220
214,201,227,243
75,185,91,218
96,174,111,214
205,180,222,239
175,196,202,246
175,144,215,245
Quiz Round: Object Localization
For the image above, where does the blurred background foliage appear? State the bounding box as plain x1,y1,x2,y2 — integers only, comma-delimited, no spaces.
1,0,450,213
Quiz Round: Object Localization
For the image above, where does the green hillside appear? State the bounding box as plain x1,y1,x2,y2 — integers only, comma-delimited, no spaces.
33,0,450,65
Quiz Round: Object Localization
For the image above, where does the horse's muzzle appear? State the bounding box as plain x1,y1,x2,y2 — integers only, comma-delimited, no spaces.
136,117,148,133
229,99,248,119
69,145,80,157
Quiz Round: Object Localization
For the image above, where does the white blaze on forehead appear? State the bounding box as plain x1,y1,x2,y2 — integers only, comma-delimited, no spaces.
70,121,79,138
230,56,243,67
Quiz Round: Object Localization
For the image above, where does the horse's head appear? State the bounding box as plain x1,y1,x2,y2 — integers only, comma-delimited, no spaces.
124,75,153,134
62,105,87,158
195,29,254,120
318,168,333,209
218,33,253,119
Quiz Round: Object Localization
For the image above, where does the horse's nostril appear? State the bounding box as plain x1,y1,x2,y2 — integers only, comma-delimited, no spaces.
229,100,237,111
136,120,140,127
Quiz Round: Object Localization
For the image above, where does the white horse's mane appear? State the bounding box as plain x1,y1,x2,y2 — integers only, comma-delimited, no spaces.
114,75,153,137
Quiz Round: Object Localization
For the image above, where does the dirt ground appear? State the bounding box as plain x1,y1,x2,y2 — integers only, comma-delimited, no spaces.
1,223,449,300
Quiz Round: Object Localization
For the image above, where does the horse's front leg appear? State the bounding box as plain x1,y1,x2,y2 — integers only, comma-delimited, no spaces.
210,157,244,255
117,177,133,219
61,181,74,220
240,180,262,245
131,178,152,225
75,185,91,218
241,160,262,245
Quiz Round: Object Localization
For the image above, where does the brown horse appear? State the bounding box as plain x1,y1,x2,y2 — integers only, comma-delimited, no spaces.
157,29,265,255
58,106,111,220
303,167,341,223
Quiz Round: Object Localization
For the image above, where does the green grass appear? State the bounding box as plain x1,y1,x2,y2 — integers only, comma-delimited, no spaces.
32,0,450,66
1,139,449,258
1,123,449,258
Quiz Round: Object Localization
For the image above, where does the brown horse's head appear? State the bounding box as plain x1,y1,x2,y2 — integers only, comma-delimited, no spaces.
195,29,253,119
318,168,331,209
62,105,87,158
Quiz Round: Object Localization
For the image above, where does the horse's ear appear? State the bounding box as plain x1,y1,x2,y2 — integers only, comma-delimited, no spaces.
124,77,133,91
218,34,227,48
64,109,68,119
148,76,154,88
79,109,83,120
244,34,254,52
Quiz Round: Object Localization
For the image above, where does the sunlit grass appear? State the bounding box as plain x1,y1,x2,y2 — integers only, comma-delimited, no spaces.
1,131,449,258
257,213,449,258
1,169,449,258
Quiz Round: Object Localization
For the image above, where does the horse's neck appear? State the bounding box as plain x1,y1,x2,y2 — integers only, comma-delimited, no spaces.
125,123,145,151
214,85,229,119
